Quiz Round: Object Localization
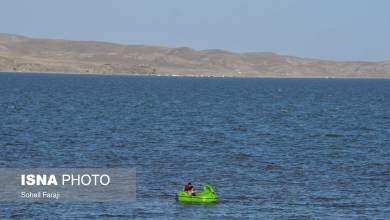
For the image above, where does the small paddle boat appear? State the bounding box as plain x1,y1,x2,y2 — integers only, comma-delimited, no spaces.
176,184,218,203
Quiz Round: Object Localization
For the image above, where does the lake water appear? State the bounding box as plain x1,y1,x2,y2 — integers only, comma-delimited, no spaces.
0,73,389,219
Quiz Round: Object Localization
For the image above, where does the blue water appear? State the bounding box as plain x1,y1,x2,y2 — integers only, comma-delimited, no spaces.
0,73,389,219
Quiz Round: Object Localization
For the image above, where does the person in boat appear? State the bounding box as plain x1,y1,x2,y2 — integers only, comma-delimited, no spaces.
183,182,196,196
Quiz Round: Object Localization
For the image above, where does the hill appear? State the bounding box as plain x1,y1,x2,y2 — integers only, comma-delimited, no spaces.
0,33,389,77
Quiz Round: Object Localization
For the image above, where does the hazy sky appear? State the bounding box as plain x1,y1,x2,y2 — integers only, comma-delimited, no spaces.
1,0,389,61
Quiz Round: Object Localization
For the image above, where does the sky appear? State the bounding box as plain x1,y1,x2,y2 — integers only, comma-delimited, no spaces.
0,0,389,61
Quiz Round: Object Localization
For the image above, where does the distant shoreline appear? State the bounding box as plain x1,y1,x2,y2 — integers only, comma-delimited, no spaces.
1,33,389,78
1,71,390,79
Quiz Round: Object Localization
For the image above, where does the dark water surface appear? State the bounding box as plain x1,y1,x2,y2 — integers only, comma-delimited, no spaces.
0,73,389,219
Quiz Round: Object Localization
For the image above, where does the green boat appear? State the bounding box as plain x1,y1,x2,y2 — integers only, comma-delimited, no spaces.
176,184,218,203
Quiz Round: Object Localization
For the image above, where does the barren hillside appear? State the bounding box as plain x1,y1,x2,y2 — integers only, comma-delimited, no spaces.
0,33,389,77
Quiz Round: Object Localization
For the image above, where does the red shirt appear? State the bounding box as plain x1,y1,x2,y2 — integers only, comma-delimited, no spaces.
183,184,191,192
